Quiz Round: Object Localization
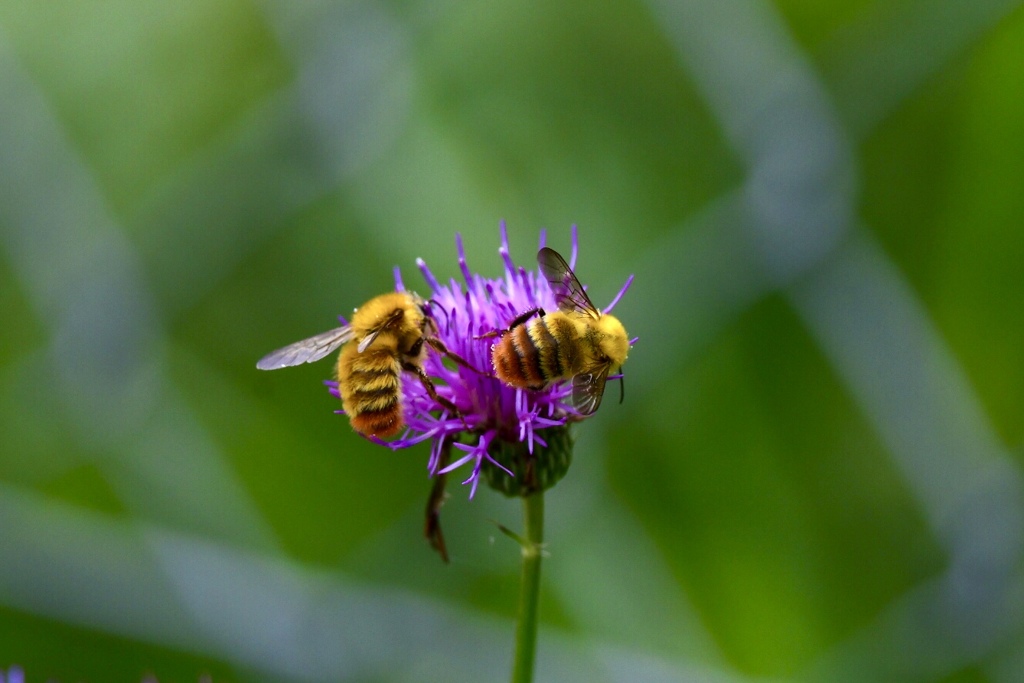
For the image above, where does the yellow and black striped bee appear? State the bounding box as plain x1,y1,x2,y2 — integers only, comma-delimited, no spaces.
491,247,630,415
257,292,468,438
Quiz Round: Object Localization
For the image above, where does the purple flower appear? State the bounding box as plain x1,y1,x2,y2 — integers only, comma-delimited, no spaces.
0,666,24,683
327,223,633,500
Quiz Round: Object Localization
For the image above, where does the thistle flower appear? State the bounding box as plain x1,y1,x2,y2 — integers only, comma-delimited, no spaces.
327,223,634,500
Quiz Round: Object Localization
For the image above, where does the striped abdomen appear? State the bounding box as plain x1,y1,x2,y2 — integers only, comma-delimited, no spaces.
337,343,404,437
492,314,584,389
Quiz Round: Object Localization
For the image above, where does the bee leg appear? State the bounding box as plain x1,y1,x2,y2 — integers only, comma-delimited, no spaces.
425,437,452,563
425,337,491,376
506,307,545,331
474,307,546,339
403,361,469,429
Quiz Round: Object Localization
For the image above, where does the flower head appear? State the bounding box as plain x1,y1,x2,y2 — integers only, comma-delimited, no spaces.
327,223,634,499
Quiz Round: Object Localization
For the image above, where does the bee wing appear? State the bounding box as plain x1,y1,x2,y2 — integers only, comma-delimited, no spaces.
256,326,354,370
357,328,381,354
537,247,600,318
356,307,407,353
571,365,610,416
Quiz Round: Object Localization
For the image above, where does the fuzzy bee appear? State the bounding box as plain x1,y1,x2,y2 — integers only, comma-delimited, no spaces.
257,291,469,438
490,247,630,415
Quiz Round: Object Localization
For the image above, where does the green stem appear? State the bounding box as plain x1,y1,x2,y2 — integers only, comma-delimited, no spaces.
511,491,545,683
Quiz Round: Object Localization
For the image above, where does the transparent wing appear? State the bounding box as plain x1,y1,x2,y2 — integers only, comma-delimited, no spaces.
356,307,407,353
357,329,379,354
571,365,610,416
537,247,599,318
256,326,353,370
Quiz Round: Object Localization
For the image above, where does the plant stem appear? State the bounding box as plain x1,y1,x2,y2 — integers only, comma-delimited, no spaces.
511,491,545,683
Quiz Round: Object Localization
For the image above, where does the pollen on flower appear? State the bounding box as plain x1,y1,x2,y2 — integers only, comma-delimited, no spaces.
327,222,634,498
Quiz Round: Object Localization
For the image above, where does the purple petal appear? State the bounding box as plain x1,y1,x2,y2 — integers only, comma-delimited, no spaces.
416,257,441,292
440,450,478,474
569,223,579,270
604,273,635,314
455,233,474,283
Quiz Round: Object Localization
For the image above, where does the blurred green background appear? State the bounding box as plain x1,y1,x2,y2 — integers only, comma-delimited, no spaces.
1,0,1023,681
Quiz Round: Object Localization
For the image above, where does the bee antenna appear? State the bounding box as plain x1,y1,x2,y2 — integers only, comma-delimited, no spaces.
425,298,450,330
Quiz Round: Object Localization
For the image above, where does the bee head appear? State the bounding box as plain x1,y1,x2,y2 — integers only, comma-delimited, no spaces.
596,314,630,368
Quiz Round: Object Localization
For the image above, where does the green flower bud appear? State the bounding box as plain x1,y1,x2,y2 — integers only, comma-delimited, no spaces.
483,427,574,497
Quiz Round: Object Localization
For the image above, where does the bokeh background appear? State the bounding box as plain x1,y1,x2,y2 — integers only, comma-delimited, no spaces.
1,1,1023,681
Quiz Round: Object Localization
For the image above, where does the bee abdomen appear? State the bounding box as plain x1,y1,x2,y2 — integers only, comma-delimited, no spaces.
493,318,559,388
350,385,400,412
350,404,402,437
339,347,404,437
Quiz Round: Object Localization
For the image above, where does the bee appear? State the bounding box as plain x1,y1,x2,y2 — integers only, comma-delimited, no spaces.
491,247,630,415
257,291,470,438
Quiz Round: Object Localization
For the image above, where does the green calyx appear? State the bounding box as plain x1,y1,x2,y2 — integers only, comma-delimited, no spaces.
483,427,574,497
